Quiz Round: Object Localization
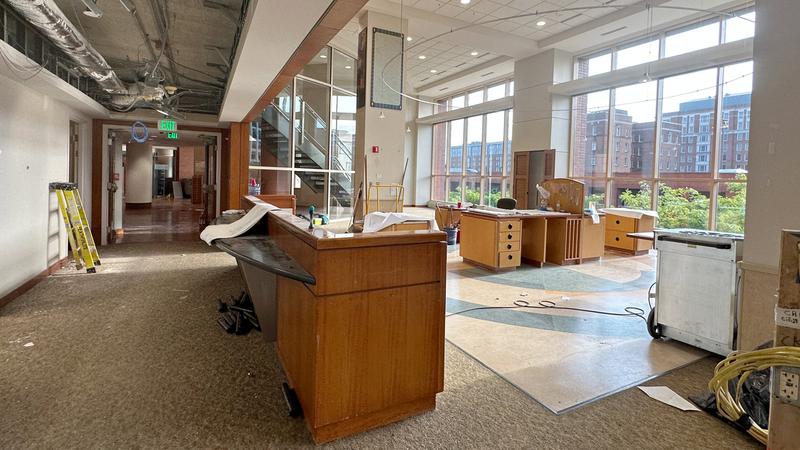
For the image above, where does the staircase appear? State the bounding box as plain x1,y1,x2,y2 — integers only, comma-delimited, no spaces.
258,101,353,208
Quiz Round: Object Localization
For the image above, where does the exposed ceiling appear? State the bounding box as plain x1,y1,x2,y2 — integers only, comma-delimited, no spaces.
52,0,245,116
333,0,747,95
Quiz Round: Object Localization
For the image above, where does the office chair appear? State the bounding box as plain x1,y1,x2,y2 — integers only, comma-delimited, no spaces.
496,198,517,210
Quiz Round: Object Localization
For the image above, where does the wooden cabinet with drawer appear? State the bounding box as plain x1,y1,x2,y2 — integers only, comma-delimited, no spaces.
604,212,655,255
460,214,522,270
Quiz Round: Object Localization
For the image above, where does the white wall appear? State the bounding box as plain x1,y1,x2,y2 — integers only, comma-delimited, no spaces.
742,0,800,268
0,74,89,298
125,142,153,204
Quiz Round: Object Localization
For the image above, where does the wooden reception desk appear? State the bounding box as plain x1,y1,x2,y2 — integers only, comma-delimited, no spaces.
219,199,447,443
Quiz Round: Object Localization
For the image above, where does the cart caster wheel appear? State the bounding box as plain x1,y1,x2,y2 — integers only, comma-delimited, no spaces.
647,309,662,339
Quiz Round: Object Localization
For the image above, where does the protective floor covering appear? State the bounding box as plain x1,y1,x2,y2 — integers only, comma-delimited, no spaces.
445,250,708,413
0,241,759,449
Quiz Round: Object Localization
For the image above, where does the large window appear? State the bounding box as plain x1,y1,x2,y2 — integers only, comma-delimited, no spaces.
569,9,753,231
249,45,357,219
430,80,514,206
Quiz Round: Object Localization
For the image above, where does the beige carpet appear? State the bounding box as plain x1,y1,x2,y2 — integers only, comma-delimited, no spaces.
0,241,760,449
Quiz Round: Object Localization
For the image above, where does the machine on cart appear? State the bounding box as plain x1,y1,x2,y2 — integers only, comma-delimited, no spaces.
647,229,744,356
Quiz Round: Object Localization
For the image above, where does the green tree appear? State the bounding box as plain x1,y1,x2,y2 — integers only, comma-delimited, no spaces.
618,181,711,230
585,192,606,209
716,176,747,233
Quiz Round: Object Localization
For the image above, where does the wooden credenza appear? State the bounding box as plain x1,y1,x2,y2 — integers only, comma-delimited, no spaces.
604,211,655,254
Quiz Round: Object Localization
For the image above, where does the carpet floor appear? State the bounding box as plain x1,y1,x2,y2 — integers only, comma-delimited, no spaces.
0,241,761,449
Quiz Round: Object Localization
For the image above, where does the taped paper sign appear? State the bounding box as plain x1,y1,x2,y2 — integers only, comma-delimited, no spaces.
776,307,800,330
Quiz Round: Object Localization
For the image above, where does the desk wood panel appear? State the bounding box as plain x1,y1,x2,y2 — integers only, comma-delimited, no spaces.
521,217,547,266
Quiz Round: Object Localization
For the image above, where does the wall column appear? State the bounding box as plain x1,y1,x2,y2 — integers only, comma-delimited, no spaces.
125,142,153,207
354,10,407,218
512,49,573,177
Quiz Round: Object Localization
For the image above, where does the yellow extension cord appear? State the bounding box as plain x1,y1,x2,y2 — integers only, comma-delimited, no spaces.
708,346,800,445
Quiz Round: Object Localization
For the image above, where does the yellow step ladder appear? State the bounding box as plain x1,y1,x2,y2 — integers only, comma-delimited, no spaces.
50,182,101,273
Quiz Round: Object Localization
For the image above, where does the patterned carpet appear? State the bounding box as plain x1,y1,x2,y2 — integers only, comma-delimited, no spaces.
0,241,759,449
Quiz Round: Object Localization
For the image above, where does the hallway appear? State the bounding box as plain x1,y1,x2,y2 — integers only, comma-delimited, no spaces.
112,198,203,244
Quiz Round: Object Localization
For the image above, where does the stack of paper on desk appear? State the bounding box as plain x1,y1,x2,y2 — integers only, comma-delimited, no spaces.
200,202,278,244
363,212,439,233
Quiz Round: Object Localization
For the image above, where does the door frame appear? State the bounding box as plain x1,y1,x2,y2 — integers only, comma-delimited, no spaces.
91,120,224,245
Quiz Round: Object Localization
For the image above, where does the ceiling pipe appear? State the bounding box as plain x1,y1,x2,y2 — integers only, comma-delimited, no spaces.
5,0,127,93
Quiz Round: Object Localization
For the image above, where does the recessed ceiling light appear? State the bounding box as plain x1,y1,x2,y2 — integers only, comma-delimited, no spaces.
418,55,426,60
320,54,327,59
536,20,546,26
406,36,413,41
345,65,352,69
470,51,479,56
460,0,471,4
430,69,438,73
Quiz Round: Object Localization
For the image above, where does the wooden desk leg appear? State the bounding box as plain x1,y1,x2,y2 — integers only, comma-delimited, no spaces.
521,217,547,267
237,260,278,342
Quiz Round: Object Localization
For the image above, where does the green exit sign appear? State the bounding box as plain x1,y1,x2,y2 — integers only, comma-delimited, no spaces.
158,119,177,132
167,131,180,140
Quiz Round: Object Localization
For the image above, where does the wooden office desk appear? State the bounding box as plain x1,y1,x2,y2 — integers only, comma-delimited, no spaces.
216,201,447,443
459,210,605,269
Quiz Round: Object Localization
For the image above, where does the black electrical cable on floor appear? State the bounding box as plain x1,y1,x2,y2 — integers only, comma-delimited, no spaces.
447,282,659,324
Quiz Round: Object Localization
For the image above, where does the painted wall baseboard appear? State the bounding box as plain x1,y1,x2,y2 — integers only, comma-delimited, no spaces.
0,257,68,310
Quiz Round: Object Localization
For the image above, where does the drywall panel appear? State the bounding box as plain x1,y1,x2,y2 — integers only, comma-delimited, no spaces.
0,74,86,298
125,143,153,205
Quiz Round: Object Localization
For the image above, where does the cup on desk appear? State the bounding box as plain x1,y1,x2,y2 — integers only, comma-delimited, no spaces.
457,202,462,208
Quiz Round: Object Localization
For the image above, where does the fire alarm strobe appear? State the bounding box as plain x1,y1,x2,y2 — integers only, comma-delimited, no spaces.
371,146,380,153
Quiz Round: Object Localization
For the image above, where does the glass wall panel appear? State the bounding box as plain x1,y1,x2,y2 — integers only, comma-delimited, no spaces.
486,178,503,207
487,83,505,101
571,90,610,177
616,39,659,70
578,179,607,208
449,119,464,174
613,81,657,177
716,179,746,233
576,52,611,78
664,21,720,58
505,110,513,175
463,178,482,204
293,170,326,211
331,49,356,93
467,89,484,106
294,78,330,170
465,115,483,175
331,89,356,172
485,112,504,176
724,11,755,43
329,172,354,220
447,178,461,203
251,87,292,170
450,95,465,110
661,68,718,175
720,61,752,174
301,47,331,83
656,181,711,230
432,122,447,176
614,179,652,210
247,169,291,196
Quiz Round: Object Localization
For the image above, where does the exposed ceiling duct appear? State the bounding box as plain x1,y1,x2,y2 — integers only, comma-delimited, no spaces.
5,0,126,94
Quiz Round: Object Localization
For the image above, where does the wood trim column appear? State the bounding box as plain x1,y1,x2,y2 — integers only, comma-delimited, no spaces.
226,122,251,210
91,119,103,241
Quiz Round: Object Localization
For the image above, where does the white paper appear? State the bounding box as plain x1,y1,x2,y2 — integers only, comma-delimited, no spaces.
638,386,700,411
199,202,278,245
362,212,439,233
589,204,600,225
602,207,659,219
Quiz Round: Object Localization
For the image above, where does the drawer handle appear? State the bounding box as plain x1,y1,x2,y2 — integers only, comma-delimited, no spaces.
507,244,512,250
508,224,513,230
615,237,620,241
615,220,621,225
507,234,513,240
508,255,513,260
